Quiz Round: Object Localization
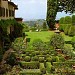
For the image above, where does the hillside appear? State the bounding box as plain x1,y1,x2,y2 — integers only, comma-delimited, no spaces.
24,19,46,26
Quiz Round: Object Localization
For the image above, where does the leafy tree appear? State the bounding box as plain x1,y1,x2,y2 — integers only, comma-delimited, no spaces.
42,22,47,29
47,0,75,29
22,23,29,32
47,0,58,30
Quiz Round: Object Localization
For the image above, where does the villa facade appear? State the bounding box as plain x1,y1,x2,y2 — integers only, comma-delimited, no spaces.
0,0,18,20
0,0,23,49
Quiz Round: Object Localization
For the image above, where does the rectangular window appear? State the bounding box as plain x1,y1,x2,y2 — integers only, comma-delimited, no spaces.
2,7,5,17
9,10,11,17
6,9,8,17
12,10,14,17
0,7,2,17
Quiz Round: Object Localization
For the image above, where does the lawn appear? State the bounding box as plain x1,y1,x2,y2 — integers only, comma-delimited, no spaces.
60,32,72,41
26,31,73,43
26,31,54,43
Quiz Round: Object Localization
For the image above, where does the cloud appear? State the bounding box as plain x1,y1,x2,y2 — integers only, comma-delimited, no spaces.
12,0,47,20
12,0,71,20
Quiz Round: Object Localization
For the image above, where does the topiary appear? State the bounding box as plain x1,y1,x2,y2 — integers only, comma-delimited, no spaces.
50,33,64,49
31,56,39,61
24,56,31,62
40,63,46,74
64,24,71,35
39,57,44,62
64,16,72,24
35,51,40,55
32,39,45,51
46,57,52,62
31,52,36,56
71,36,75,48
68,25,75,36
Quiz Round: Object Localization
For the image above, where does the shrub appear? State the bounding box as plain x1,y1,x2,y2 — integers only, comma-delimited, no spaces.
22,23,29,32
32,39,45,51
52,56,57,62
35,51,40,55
64,16,72,24
39,57,44,62
26,52,30,56
68,26,75,36
59,24,64,31
41,51,47,55
56,56,59,62
6,53,16,66
30,27,37,32
20,61,39,69
24,56,31,62
46,62,52,73
12,37,25,52
31,52,36,56
53,62,75,68
20,69,41,75
64,24,71,35
72,15,75,25
46,57,52,62
31,56,39,61
59,17,65,24
50,33,64,49
58,54,65,62
71,36,75,48
40,63,46,74
0,48,3,62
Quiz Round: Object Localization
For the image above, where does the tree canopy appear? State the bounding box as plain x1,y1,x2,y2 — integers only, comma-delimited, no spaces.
47,0,75,29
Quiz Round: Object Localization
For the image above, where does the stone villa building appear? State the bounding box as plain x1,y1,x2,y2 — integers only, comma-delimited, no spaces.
0,0,18,20
0,0,23,48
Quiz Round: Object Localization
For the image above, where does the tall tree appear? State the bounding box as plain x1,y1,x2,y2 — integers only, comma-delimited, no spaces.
42,22,47,29
46,0,58,30
47,0,75,30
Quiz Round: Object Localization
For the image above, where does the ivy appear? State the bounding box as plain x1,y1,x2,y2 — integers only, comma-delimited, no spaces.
0,19,17,32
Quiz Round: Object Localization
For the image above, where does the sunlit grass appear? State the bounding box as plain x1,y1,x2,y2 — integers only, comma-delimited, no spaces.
61,32,72,41
26,31,54,43
26,31,73,44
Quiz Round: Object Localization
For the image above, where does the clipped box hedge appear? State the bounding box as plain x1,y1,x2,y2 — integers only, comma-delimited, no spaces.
20,69,41,75
53,62,75,68
24,56,31,62
46,57,52,62
20,61,39,69
40,63,46,74
39,57,44,62
46,62,52,73
31,56,39,61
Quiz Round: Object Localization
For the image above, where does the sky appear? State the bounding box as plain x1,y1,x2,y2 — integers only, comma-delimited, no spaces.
11,0,71,21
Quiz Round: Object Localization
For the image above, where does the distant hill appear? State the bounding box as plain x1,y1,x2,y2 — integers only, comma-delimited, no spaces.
24,19,46,26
